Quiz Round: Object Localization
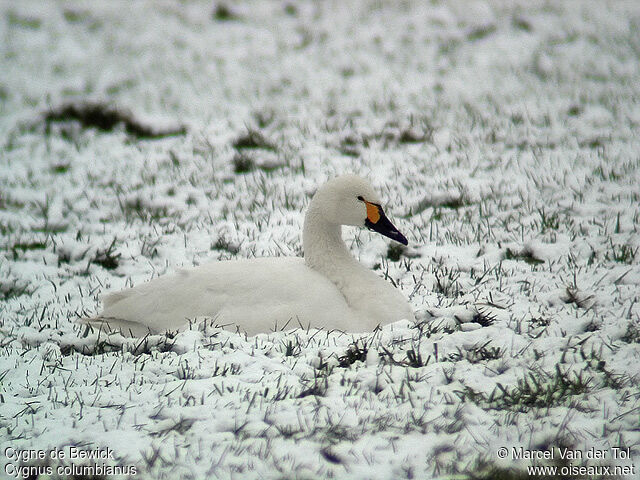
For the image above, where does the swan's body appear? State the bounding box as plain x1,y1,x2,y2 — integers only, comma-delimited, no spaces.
82,175,414,336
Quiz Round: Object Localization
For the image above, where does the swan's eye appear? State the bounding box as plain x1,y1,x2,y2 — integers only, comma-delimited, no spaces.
357,195,364,201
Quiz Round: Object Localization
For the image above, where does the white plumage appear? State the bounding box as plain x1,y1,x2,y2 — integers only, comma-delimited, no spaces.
81,175,414,336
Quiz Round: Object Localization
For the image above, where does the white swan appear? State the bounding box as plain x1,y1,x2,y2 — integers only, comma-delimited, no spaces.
81,175,414,336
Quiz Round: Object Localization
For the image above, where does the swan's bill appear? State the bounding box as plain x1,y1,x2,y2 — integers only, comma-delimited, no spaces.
364,202,408,246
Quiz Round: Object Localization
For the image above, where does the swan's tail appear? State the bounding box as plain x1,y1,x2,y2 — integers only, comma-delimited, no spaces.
77,316,153,338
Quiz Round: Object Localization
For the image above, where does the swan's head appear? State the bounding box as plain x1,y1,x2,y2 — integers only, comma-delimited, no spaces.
312,174,408,245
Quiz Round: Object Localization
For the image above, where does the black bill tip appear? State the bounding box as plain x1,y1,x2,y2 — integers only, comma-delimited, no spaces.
365,210,408,245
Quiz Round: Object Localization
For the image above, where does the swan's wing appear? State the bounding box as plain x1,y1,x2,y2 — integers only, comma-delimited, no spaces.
82,257,359,336
102,290,135,309
100,268,192,308
84,258,307,335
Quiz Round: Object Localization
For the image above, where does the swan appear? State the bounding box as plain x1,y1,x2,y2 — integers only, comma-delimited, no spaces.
81,175,414,336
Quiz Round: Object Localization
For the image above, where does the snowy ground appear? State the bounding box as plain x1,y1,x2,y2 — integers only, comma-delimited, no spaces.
1,0,639,478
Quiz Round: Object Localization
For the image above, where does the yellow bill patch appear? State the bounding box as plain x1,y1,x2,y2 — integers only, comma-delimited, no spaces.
366,202,381,224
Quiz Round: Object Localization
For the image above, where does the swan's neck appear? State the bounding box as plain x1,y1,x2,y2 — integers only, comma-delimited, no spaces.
303,203,360,285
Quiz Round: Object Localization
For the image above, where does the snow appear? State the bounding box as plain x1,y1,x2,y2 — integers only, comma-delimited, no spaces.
1,0,639,479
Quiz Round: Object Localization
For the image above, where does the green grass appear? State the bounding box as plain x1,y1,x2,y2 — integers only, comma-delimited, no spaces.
448,341,503,364
10,239,47,260
7,10,41,29
212,3,240,21
0,279,30,300
457,365,593,412
90,238,121,270
504,247,545,265
233,128,277,152
604,241,638,264
621,321,640,344
43,101,186,139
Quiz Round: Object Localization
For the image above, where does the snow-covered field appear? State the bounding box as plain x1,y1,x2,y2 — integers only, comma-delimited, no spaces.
1,0,639,478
